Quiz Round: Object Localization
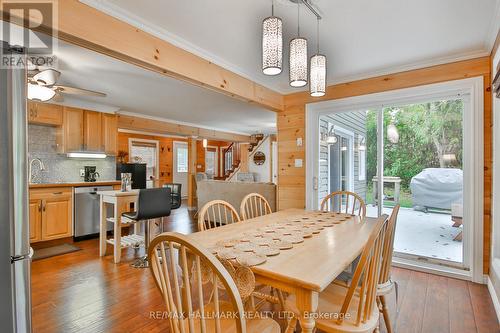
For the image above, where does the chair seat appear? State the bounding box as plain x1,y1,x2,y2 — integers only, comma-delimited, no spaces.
122,211,139,220
285,283,379,333
190,302,280,333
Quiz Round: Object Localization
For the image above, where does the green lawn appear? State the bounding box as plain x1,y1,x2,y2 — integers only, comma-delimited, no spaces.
366,184,413,208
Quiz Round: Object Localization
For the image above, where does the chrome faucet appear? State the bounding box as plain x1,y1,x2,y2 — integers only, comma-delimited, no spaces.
29,158,46,183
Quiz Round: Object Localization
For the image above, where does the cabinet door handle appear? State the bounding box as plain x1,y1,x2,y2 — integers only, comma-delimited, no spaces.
38,201,42,212
42,201,46,212
52,192,63,195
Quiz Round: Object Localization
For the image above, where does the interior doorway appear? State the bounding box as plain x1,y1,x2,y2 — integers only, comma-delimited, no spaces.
173,141,188,197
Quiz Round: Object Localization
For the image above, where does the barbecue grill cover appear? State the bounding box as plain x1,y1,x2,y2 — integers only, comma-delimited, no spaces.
410,168,463,210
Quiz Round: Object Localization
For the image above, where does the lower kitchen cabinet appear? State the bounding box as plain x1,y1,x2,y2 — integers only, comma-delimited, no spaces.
29,187,73,243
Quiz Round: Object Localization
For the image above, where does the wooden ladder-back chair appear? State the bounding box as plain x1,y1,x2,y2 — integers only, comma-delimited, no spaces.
320,191,367,220
198,200,241,231
148,232,280,333
285,215,389,333
240,193,272,220
377,204,400,333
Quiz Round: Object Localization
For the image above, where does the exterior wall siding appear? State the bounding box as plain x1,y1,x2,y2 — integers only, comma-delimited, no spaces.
318,111,367,207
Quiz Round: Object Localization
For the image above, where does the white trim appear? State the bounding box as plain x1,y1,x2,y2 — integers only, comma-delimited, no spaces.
488,276,500,323
392,257,472,281
326,124,355,195
173,141,189,198
128,137,160,184
306,77,484,282
80,0,495,95
118,128,187,140
118,110,252,137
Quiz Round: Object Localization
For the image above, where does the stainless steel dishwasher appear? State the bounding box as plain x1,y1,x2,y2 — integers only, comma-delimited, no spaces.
74,186,113,240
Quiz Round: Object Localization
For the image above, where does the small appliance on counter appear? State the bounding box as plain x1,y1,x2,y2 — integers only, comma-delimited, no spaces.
84,166,100,182
116,163,146,189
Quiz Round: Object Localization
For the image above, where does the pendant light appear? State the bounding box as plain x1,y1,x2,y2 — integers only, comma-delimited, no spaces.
310,17,326,97
289,3,308,87
262,0,283,75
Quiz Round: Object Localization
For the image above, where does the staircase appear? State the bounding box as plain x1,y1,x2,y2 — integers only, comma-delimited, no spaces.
219,134,265,181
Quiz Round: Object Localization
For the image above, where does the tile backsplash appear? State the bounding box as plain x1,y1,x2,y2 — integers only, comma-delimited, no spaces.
28,124,116,183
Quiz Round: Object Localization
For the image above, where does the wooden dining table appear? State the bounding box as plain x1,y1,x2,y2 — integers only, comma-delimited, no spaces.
187,208,379,333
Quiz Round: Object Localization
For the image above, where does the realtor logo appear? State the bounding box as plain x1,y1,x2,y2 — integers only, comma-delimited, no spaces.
1,1,57,68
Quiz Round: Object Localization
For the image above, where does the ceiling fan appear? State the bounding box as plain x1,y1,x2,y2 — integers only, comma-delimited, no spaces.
27,68,107,102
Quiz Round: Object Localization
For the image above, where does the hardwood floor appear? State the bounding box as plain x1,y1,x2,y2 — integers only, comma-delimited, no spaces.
31,203,499,333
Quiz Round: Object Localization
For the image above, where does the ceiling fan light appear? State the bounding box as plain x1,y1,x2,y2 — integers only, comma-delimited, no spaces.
27,84,55,102
262,16,283,76
289,37,308,87
33,69,60,86
310,54,326,97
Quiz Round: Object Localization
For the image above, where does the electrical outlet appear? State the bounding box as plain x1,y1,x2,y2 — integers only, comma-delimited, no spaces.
80,169,85,177
294,159,303,168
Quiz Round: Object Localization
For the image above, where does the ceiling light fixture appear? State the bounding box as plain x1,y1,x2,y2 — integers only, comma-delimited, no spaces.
67,152,107,159
289,2,308,87
262,0,282,75
27,83,55,102
310,17,326,97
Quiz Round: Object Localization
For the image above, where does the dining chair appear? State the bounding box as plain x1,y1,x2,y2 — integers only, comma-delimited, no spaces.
240,193,273,220
198,200,241,231
285,215,389,333
377,205,400,333
320,191,366,220
148,232,280,333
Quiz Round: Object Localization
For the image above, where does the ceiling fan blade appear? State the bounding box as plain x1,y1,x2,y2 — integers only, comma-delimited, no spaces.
33,69,60,86
53,85,106,97
52,92,64,102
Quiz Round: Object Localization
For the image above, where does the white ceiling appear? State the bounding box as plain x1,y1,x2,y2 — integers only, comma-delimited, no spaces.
81,0,500,94
48,38,277,135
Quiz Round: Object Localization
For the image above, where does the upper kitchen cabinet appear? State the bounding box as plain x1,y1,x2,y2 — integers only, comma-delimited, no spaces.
56,106,84,153
55,106,118,155
101,113,118,155
28,101,63,126
83,111,103,152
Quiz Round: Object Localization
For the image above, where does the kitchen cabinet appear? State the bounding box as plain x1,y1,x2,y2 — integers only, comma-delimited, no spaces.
28,101,63,126
55,106,117,155
57,106,84,153
84,111,103,151
29,187,72,243
101,113,117,155
29,199,42,242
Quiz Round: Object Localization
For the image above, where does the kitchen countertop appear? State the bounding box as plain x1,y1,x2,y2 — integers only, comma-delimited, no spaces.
29,181,121,189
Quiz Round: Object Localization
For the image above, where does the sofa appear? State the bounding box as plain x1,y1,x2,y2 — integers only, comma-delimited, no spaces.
196,180,277,214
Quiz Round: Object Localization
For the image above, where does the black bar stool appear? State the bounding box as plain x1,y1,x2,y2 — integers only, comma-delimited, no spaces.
122,188,171,268
163,183,182,209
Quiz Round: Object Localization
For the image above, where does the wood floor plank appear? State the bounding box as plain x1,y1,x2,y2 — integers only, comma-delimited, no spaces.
421,274,450,333
395,270,429,333
448,278,477,333
30,203,499,333
468,281,500,333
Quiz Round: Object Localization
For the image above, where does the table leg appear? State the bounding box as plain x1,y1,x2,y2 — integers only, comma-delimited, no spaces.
99,199,107,257
295,289,318,333
114,201,122,264
394,182,400,205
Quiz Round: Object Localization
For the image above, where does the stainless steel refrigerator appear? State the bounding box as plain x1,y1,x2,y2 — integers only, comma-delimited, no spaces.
0,42,33,332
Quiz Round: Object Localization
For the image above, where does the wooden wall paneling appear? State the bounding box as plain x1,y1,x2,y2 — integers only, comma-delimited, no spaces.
2,0,283,112
196,141,205,173
187,137,197,210
117,115,251,142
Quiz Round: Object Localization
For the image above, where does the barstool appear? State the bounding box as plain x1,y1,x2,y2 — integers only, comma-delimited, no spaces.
122,188,171,268
162,183,182,209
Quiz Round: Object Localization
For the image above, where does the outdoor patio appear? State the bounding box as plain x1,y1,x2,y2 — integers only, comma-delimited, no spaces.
366,205,463,263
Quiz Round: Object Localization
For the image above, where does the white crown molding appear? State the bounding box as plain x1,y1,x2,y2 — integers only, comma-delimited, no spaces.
80,0,497,96
117,110,253,137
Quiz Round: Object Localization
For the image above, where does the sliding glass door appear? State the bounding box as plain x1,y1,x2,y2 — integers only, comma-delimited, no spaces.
317,97,466,269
